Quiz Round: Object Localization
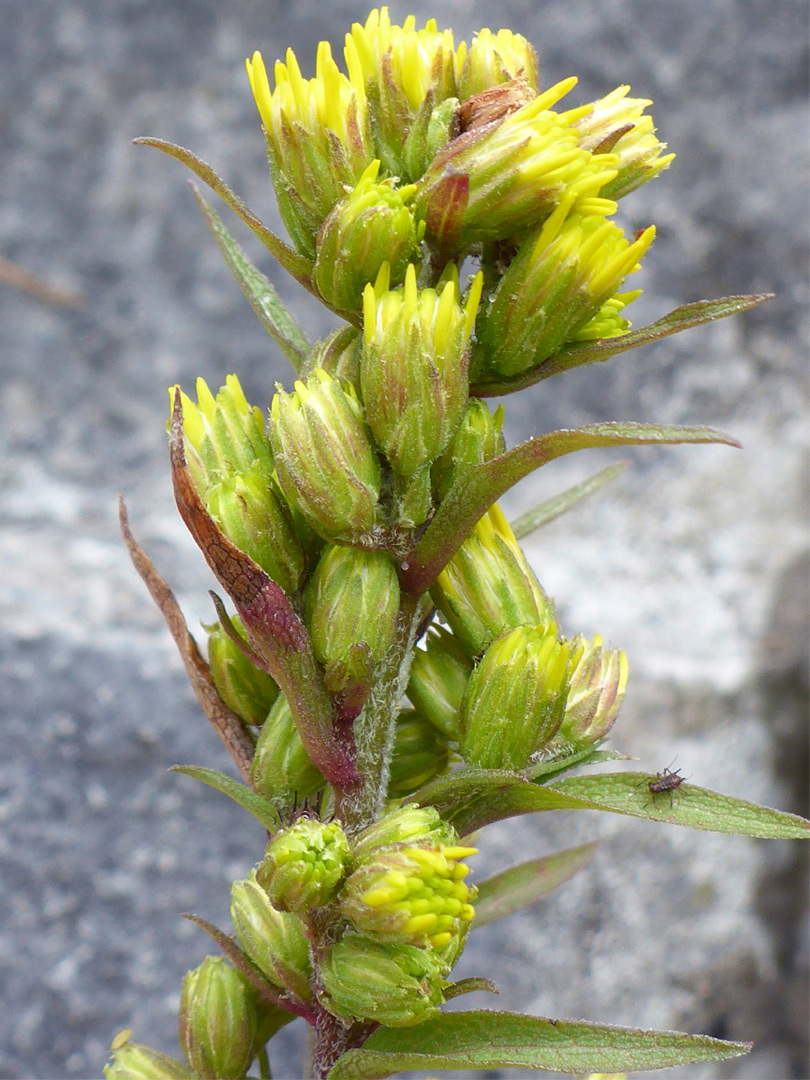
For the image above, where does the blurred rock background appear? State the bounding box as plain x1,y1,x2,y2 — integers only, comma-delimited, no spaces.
0,1,807,1077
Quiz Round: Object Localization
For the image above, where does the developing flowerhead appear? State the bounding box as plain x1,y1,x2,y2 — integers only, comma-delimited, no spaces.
246,44,371,257
230,873,313,1002
344,9,457,176
206,613,280,728
250,693,324,802
270,369,381,544
319,934,449,1027
455,28,540,100
415,78,619,251
340,839,477,949
104,1033,192,1080
473,197,655,379
569,85,675,200
432,503,556,657
431,398,505,500
351,803,459,863
313,160,423,317
460,624,571,770
257,817,351,913
557,633,628,748
178,956,257,1080
407,625,473,742
361,263,482,480
388,708,451,796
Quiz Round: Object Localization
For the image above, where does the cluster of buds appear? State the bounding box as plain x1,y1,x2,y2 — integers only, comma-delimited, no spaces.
110,7,762,1077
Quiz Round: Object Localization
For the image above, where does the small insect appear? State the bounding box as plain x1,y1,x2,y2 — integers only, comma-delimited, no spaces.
644,764,687,808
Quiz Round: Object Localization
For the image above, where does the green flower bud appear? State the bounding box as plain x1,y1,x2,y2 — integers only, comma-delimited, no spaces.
104,1032,192,1080
407,626,472,742
344,11,458,177
352,804,458,863
173,376,305,593
304,326,363,387
432,504,555,657
178,956,257,1080
305,544,400,705
340,840,476,949
319,934,448,1027
388,708,451,796
270,369,381,543
172,375,273,495
402,95,460,184
206,613,279,727
570,85,674,200
473,198,655,379
557,634,628,748
415,79,619,250
246,46,372,259
250,694,324,801
431,398,505,501
230,873,313,1002
460,625,571,769
361,264,482,478
313,161,423,316
456,29,540,100
257,817,351,913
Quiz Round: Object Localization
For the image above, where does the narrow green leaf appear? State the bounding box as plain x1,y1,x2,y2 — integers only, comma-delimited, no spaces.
510,462,630,539
407,766,528,817
473,843,597,928
171,764,279,832
133,137,316,293
470,294,773,396
443,977,499,1001
549,772,810,838
328,1011,751,1078
190,184,309,371
402,422,740,594
525,747,629,782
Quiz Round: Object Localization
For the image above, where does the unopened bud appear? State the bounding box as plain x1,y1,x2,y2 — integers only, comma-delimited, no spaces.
388,708,451,796
570,85,674,200
306,544,400,707
257,817,351,913
340,840,476,949
250,694,324,801
230,873,312,1002
361,263,482,478
313,161,423,316
432,503,555,657
178,956,257,1080
456,29,540,100
270,369,381,543
104,1033,192,1080
319,934,448,1027
431,398,505,500
557,634,628,747
460,625,571,769
473,198,655,378
206,613,279,728
407,626,472,742
304,326,363,386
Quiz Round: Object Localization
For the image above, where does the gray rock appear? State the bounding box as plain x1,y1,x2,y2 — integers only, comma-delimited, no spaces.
1,2,806,1078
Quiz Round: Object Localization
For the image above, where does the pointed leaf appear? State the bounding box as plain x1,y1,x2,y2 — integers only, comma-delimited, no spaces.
471,294,773,396
510,462,630,539
525,747,629,782
133,137,316,292
190,183,309,370
473,843,597,928
328,1011,750,1078
549,772,810,838
407,766,528,818
119,498,255,781
442,977,499,1001
170,764,279,832
402,422,740,594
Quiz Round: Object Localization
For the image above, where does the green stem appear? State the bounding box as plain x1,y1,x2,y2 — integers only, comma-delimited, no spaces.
257,1044,271,1080
337,592,429,833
